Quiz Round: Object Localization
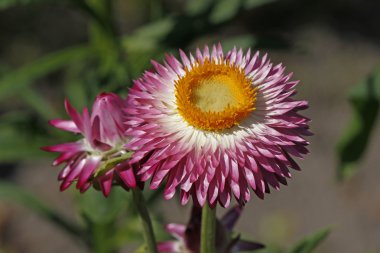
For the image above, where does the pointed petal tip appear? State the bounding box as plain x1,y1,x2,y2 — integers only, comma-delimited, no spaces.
231,240,265,252
40,146,50,152
60,181,72,192
117,167,137,188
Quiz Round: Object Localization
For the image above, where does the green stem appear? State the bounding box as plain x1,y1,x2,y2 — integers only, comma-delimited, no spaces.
201,205,216,253
132,188,158,253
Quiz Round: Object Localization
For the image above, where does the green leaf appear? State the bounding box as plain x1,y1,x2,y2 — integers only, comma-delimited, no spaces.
0,181,83,237
122,18,175,53
64,63,90,109
222,35,257,51
133,245,148,253
209,0,241,24
0,124,47,162
185,0,214,15
0,45,93,101
337,67,380,180
286,228,330,253
134,18,175,40
19,86,59,120
77,186,131,224
243,0,277,10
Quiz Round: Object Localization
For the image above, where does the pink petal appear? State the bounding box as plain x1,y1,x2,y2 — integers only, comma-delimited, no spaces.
49,119,80,133
157,241,180,252
41,142,84,153
64,99,83,132
53,151,78,166
99,171,113,197
116,162,137,188
165,223,186,239
76,156,101,189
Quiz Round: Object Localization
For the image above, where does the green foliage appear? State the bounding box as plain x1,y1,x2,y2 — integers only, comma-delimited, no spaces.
222,35,257,51
0,126,46,162
0,181,83,238
185,0,214,15
337,67,380,180
243,0,277,9
77,187,131,224
20,86,59,120
76,187,167,252
286,228,330,253
0,45,93,101
254,228,330,253
209,0,241,24
0,111,52,162
64,63,90,109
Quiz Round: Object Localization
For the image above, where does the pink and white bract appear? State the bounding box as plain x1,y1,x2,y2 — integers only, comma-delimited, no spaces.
43,92,136,196
157,206,264,253
126,44,311,207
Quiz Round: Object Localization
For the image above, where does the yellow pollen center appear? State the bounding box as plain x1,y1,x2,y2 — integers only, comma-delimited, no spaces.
175,60,257,131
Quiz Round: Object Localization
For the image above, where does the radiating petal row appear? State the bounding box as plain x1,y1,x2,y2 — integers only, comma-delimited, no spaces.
126,44,311,208
43,93,136,196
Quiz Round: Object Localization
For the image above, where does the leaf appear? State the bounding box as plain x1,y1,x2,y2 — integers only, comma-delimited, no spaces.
222,35,257,51
336,68,380,180
286,228,330,253
19,86,59,120
0,45,93,101
185,0,214,15
243,0,277,10
134,18,175,41
122,18,175,53
77,186,131,224
0,181,83,237
209,0,241,24
0,124,48,162
63,63,90,109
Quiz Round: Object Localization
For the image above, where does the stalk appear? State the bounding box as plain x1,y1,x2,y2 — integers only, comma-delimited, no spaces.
200,204,216,253
132,188,158,253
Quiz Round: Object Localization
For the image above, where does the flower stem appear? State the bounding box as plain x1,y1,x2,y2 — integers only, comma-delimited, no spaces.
201,204,216,253
132,188,158,253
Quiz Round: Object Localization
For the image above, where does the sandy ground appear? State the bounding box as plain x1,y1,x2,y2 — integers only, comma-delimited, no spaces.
2,25,380,253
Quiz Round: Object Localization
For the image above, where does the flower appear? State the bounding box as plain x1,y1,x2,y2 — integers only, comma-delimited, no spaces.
125,44,311,207
157,205,264,253
42,92,136,196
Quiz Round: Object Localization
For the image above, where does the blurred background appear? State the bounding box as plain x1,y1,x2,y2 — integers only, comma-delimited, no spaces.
0,0,379,252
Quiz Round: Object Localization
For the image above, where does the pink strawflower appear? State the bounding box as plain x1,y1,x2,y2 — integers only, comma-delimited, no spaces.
158,205,264,253
126,44,311,207
42,92,136,196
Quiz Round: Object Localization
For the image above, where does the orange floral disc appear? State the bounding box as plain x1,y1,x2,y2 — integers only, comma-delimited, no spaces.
175,60,257,131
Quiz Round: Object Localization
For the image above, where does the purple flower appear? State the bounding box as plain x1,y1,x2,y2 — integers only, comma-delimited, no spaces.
43,92,136,196
158,205,264,253
125,44,311,207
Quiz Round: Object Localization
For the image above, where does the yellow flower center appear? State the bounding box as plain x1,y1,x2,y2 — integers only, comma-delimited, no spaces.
175,60,257,131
